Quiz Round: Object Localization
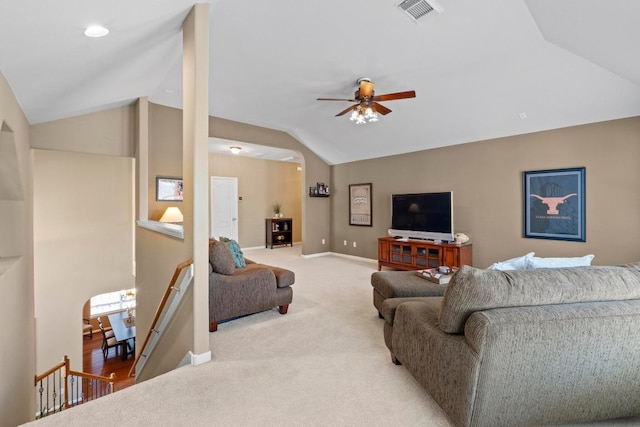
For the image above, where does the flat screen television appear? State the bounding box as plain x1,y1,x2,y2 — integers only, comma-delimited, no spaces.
388,192,454,242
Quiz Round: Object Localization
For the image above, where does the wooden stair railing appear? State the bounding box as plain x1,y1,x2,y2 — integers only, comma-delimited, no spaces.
34,355,114,418
128,258,194,378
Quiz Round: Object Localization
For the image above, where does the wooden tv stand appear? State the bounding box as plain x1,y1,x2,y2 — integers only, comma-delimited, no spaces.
377,237,472,271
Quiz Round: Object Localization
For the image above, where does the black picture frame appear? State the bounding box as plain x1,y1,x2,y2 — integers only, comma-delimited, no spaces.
349,183,372,226
523,167,585,241
156,176,184,202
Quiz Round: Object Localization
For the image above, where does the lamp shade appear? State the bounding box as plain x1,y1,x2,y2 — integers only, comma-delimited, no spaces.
159,207,183,223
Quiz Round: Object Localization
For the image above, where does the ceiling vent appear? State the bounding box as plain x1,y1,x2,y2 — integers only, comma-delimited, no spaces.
397,0,443,22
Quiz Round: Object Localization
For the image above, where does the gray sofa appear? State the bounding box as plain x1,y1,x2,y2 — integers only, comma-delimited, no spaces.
382,263,640,427
209,239,294,332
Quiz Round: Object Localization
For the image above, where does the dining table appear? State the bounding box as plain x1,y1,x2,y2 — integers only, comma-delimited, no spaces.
107,310,136,361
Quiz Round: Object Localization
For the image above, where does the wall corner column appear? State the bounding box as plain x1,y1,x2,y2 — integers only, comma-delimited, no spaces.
183,3,211,359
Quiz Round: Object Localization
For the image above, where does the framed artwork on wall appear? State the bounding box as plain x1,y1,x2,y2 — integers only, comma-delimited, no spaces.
349,183,372,226
523,167,585,241
156,176,184,201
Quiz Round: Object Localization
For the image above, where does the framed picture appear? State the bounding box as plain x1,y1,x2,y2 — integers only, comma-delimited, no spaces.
523,167,585,241
349,183,372,226
156,176,184,202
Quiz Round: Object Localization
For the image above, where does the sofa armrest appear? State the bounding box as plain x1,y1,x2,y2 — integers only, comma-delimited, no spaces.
462,300,640,425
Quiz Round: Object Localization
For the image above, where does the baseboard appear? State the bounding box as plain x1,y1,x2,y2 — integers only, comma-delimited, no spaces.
329,252,378,264
301,251,332,259
178,350,212,369
190,350,212,366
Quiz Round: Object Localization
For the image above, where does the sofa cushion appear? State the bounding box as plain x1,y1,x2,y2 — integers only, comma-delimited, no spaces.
209,239,235,275
382,296,442,326
439,264,640,334
525,254,594,269
487,252,534,271
219,237,246,268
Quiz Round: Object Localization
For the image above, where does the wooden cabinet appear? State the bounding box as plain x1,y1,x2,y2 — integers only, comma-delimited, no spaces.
265,218,293,249
377,237,472,271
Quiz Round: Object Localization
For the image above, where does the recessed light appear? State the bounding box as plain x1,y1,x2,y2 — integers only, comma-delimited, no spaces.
84,25,109,38
230,146,242,155
518,112,528,120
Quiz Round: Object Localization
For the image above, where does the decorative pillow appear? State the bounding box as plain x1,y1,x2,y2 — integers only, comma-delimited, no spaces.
525,254,594,269
487,252,535,271
208,239,235,275
219,236,246,268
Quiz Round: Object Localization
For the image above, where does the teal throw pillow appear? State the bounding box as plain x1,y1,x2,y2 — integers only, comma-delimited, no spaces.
219,236,246,268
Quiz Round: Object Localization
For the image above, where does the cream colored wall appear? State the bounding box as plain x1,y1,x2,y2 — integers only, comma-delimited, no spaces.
209,116,331,254
30,105,136,157
148,102,183,221
33,150,134,373
208,153,302,247
331,117,640,268
145,103,331,254
134,227,191,382
0,71,36,425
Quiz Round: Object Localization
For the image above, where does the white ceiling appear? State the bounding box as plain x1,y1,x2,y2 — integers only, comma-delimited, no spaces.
1,0,639,165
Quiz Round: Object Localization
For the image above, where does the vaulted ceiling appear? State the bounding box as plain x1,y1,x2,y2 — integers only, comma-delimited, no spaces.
1,0,639,164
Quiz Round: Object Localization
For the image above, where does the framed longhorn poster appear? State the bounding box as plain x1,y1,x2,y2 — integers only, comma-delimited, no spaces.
523,167,585,241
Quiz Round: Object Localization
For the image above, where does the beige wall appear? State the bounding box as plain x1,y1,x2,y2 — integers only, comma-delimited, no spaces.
0,71,36,425
146,103,331,254
331,117,640,268
208,154,302,247
33,150,134,373
209,116,331,255
134,227,191,382
30,104,136,157
148,102,183,221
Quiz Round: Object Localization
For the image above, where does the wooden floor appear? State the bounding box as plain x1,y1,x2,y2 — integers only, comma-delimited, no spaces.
82,332,135,392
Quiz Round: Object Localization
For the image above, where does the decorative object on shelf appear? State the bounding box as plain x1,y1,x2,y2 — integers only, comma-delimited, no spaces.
159,206,184,224
272,201,282,218
349,183,372,226
523,167,585,242
309,182,330,197
156,176,183,201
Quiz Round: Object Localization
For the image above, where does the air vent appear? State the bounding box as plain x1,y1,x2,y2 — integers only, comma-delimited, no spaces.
397,0,443,22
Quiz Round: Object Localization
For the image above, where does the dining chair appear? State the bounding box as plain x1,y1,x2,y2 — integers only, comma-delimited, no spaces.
82,318,93,339
96,317,115,339
98,322,120,360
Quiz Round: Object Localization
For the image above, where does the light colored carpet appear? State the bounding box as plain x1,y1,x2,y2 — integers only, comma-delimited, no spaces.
24,246,640,426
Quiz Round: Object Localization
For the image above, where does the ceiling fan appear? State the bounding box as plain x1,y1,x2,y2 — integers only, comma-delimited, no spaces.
317,77,416,124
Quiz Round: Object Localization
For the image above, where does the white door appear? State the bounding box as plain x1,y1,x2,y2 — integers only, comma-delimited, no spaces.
211,177,238,241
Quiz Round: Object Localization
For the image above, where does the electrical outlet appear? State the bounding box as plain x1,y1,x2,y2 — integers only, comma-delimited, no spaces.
352,241,357,248
322,239,325,245
343,240,347,246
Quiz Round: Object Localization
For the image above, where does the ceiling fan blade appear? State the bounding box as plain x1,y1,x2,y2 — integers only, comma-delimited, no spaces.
317,97,357,102
372,90,416,102
335,104,357,117
359,80,375,98
372,102,392,115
